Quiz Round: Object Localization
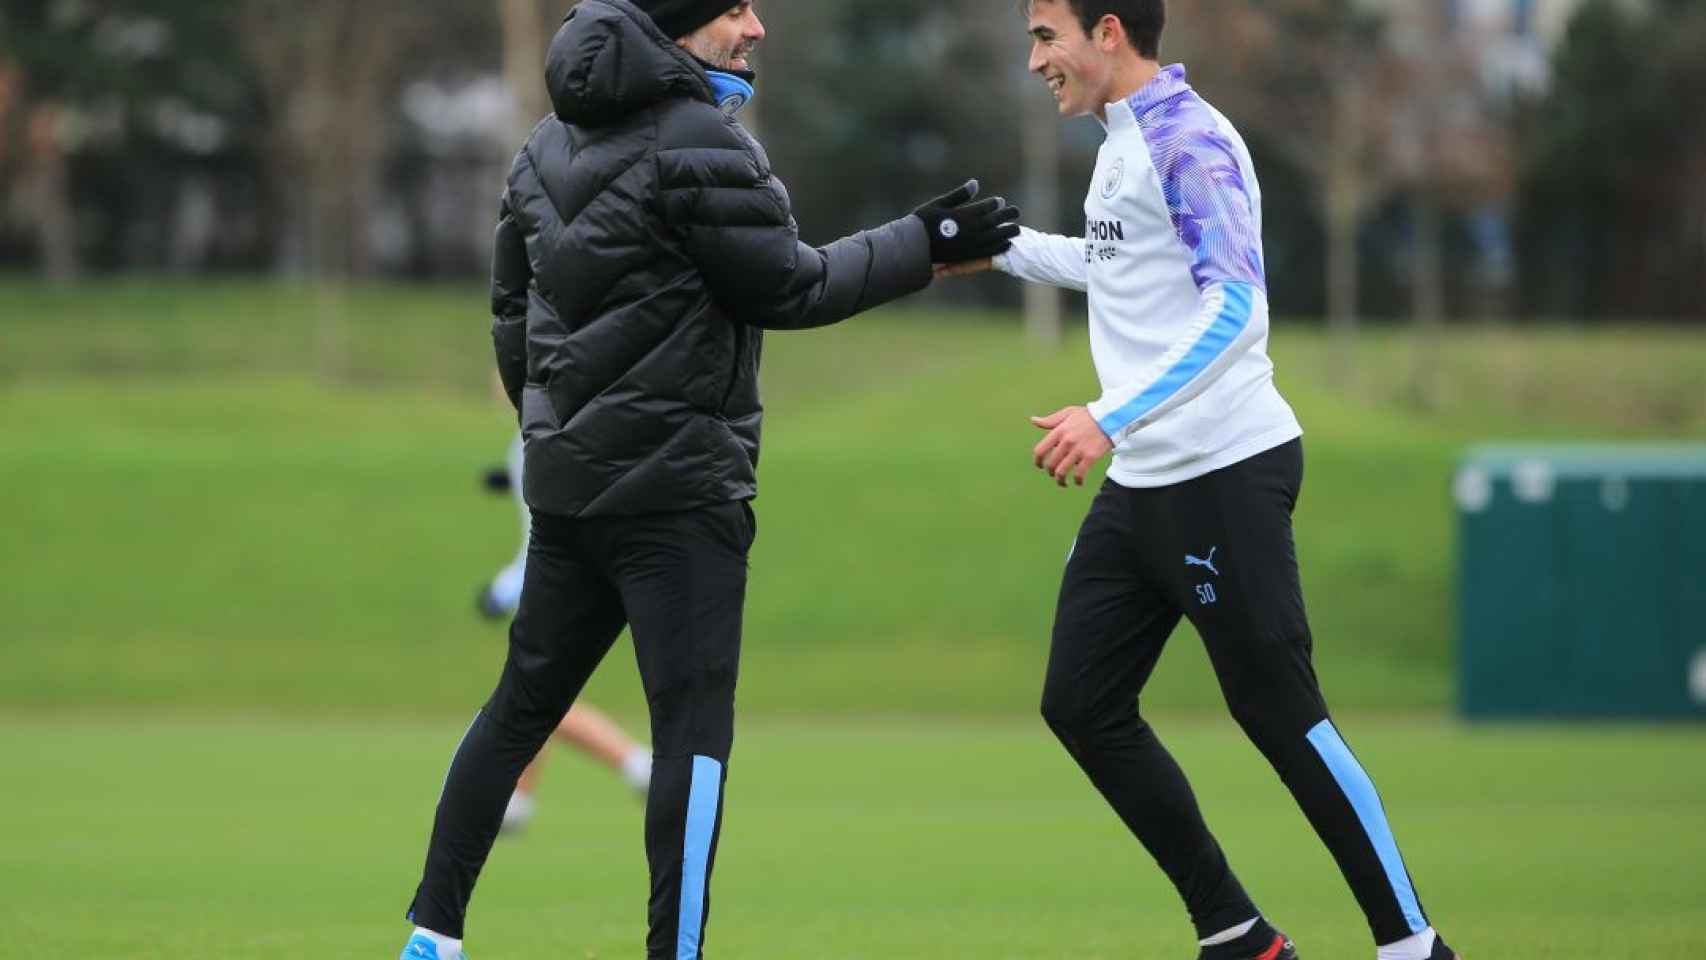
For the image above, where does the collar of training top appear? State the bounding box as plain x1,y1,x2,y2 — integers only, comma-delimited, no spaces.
1100,62,1191,131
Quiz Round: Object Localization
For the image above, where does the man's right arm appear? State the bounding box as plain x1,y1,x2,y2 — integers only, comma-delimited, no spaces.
658,145,934,331
994,226,1088,292
655,102,956,330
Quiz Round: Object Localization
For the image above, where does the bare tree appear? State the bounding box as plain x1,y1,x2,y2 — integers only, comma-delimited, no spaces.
1178,0,1407,385
235,1,455,383
0,55,79,282
1180,0,1514,389
1382,4,1515,405
498,0,560,143
237,1,441,278
1019,74,1063,346
1394,5,1455,408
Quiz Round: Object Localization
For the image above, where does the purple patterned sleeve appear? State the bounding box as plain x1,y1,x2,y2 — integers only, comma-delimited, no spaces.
1137,93,1266,292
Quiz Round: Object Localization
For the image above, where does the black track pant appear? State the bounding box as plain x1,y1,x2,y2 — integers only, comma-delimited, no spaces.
406,502,754,960
1041,440,1430,946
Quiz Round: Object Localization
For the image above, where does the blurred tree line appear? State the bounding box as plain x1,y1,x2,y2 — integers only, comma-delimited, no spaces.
1513,0,1706,318
0,0,1701,322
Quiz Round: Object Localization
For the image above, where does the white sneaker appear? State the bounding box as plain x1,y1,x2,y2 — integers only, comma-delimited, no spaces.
400,932,464,959
622,749,653,797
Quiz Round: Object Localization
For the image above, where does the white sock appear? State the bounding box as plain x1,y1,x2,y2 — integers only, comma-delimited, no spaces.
1377,927,1436,960
622,749,653,792
1200,916,1260,946
411,927,462,959
500,789,535,832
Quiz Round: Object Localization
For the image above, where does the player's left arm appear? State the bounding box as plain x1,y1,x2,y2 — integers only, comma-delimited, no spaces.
1085,128,1269,444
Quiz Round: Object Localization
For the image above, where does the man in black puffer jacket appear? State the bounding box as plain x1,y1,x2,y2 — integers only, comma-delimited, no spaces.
398,2,1020,959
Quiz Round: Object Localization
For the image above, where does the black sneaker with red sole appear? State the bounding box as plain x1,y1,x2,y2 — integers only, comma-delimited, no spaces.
1428,933,1460,959
1196,928,1297,960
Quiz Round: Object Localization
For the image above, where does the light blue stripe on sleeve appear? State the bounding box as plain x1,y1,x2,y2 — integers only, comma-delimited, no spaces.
1095,281,1255,437
1306,719,1428,934
677,755,724,960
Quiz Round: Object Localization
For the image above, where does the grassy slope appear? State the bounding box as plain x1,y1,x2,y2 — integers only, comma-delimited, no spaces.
1,280,1702,716
2,716,1703,959
3,282,1703,957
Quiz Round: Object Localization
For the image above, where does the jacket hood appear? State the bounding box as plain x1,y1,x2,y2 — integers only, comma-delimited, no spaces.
546,0,714,127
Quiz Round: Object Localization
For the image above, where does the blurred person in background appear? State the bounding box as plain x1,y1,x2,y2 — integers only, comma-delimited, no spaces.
940,2,1459,959
397,1,1018,959
474,402,653,833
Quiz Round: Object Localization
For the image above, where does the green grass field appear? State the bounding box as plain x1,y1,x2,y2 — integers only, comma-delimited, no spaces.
2,279,1704,957
4,280,1702,716
3,716,1703,958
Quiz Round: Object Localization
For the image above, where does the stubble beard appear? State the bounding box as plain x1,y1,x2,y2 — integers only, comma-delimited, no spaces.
683,34,752,72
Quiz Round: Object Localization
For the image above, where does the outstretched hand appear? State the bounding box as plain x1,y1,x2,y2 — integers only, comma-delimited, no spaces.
913,179,1021,265
934,258,994,280
1030,406,1113,487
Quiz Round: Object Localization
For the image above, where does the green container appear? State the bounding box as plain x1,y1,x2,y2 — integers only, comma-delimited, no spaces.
1455,446,1706,720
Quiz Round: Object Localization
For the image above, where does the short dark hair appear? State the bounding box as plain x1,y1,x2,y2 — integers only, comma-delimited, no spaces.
1024,0,1165,59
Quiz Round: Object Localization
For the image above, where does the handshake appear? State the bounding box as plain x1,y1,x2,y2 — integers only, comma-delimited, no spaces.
912,179,1021,272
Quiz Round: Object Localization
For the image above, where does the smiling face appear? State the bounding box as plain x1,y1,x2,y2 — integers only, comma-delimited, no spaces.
679,2,765,72
1025,0,1123,118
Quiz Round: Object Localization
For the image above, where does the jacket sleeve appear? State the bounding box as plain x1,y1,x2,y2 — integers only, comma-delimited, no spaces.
658,139,933,331
490,186,530,414
1085,126,1269,442
994,226,1088,292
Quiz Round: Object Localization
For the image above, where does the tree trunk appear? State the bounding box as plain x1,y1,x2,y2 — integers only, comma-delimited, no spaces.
1020,76,1062,346
25,104,79,283
1408,193,1445,410
499,0,556,143
1325,173,1360,389
1324,82,1364,388
294,7,343,277
240,0,427,283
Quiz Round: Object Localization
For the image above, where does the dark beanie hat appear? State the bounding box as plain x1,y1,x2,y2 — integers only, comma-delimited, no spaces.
634,0,734,40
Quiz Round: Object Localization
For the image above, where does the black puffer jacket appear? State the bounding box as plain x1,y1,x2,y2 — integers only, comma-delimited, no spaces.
490,0,932,519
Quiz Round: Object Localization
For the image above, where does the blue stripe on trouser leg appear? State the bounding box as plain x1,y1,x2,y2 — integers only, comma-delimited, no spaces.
676,755,724,960
1305,719,1427,934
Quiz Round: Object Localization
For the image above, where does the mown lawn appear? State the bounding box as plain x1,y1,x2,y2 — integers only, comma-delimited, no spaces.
2,716,1702,959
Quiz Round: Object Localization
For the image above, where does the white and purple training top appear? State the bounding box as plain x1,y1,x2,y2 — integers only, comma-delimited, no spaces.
995,64,1301,488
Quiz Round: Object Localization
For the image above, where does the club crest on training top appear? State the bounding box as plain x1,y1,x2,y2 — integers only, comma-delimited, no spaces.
1101,156,1125,199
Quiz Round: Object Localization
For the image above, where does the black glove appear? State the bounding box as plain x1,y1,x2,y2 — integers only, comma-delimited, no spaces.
482,466,511,494
912,179,1022,264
